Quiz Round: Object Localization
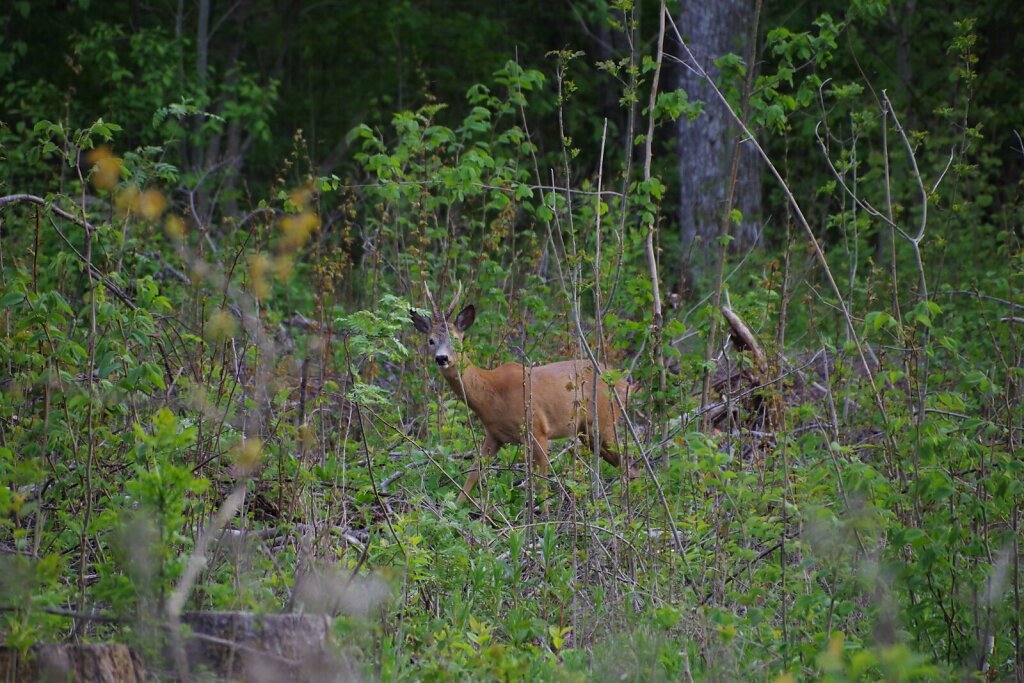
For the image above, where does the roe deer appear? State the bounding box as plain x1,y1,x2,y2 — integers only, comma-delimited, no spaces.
410,283,634,503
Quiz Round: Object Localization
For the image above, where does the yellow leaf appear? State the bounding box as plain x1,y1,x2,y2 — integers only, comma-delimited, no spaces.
138,188,167,220
164,214,186,239
87,146,122,191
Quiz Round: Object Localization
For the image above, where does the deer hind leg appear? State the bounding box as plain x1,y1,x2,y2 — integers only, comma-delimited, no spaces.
527,431,551,511
529,432,550,479
596,389,638,478
457,434,499,504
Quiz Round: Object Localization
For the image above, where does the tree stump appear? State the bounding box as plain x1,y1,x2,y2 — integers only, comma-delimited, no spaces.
178,611,350,682
0,643,146,682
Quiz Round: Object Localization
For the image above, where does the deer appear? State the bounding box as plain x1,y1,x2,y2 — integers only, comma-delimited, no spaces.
410,282,636,504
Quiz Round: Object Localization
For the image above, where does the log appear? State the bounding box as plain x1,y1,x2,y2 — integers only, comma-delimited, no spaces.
720,305,766,367
719,304,783,435
0,643,146,682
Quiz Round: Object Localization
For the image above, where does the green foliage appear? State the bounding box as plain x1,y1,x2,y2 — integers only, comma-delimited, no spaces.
0,2,1022,681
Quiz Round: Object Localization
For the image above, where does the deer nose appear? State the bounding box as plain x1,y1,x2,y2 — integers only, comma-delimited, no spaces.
435,354,449,367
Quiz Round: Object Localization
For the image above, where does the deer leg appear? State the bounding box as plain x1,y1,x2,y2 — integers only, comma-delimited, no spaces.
578,424,622,468
597,439,621,467
578,436,632,475
528,432,551,511
457,434,498,504
529,432,550,479
601,442,640,479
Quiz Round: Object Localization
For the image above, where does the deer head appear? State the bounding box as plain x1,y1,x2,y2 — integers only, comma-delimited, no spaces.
409,282,474,371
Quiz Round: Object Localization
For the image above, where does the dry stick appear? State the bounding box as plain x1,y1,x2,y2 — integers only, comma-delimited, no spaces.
589,118,611,592
642,1,669,452
539,176,618,527
1015,464,1022,675
44,215,139,311
666,16,896,460
820,91,956,498
0,193,96,234
813,121,954,247
512,54,627,546
166,482,249,682
32,205,40,291
544,185,617,524
879,99,903,318
509,51,577,395
718,297,761,356
0,213,6,382
591,119,608,496
776,139,794,351
878,99,907,451
882,91,936,525
876,97,921,515
551,55,591,508
603,12,639,321
939,291,1024,312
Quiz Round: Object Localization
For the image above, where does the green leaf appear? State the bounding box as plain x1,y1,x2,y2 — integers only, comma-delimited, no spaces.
0,290,25,307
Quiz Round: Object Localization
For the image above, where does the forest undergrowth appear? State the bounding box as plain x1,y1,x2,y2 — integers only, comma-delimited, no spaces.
0,5,1022,682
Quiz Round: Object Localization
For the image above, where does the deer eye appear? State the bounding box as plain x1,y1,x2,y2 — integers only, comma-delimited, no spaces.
428,338,436,346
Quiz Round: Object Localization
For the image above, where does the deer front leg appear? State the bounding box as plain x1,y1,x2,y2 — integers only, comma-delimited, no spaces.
529,432,550,478
457,433,499,504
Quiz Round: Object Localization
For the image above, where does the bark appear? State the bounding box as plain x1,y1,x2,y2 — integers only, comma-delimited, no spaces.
179,611,350,682
0,644,146,683
676,0,762,289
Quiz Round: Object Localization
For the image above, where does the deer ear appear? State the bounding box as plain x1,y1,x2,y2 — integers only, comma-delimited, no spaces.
410,309,431,333
454,304,476,332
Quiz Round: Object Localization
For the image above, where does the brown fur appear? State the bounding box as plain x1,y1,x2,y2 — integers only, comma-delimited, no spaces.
411,299,633,503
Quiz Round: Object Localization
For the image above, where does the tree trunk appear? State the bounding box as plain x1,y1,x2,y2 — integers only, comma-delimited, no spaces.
676,0,762,291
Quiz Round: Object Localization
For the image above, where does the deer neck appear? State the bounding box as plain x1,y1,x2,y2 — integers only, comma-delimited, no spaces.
439,361,490,411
